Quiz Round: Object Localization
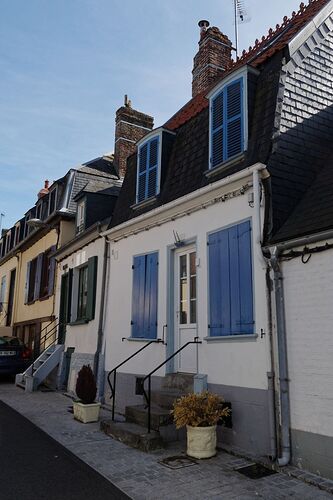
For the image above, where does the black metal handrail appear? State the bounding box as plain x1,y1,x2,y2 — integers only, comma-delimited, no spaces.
107,338,164,421
31,321,63,375
141,337,202,433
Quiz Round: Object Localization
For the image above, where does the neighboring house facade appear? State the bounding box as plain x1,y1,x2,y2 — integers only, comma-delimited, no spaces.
52,100,154,395
100,0,333,474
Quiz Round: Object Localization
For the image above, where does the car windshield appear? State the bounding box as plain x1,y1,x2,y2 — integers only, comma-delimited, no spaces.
0,336,23,346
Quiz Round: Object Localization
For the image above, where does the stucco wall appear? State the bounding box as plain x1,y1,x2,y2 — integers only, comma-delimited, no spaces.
104,176,270,391
55,236,105,355
15,230,58,323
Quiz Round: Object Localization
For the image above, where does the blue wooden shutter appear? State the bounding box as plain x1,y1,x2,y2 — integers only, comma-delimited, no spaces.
226,79,243,160
147,138,159,199
131,255,146,337
237,221,253,333
145,252,158,339
211,92,224,168
47,245,57,297
208,221,253,336
86,256,98,321
137,143,148,203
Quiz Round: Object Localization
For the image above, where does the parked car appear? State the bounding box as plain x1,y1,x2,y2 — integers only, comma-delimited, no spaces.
0,336,32,376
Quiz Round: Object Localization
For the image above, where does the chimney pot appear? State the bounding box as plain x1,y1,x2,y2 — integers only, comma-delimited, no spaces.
198,20,210,38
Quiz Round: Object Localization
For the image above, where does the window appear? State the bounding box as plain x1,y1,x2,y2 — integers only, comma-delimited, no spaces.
5,231,11,254
210,77,244,169
76,200,85,234
0,276,6,313
178,251,197,325
48,188,57,215
24,246,56,304
208,220,254,336
136,137,159,203
131,252,158,339
24,214,31,238
71,256,98,323
36,202,42,220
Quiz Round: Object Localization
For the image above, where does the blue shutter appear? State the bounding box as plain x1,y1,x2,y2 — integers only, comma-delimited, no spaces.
145,252,158,339
226,79,243,159
131,255,146,338
237,221,253,334
137,143,148,203
208,221,253,336
147,138,159,199
211,92,224,168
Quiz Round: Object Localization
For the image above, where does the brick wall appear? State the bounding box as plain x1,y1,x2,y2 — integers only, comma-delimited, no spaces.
192,26,232,97
114,105,154,178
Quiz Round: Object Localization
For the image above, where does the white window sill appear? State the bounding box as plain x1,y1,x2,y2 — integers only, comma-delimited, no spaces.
204,334,258,342
205,153,245,179
131,196,157,211
125,337,160,342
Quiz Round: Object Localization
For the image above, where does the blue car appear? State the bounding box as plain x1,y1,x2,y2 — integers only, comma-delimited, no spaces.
0,336,32,376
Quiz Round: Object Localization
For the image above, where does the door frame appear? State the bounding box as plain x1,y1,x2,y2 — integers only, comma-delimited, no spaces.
166,237,197,374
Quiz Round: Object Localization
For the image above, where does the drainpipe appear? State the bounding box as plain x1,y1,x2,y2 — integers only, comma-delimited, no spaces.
270,247,291,466
253,167,277,461
94,233,109,402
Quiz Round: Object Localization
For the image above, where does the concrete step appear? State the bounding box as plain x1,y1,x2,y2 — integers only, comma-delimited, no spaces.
125,404,173,431
16,381,26,390
100,420,164,452
150,389,184,409
162,372,195,392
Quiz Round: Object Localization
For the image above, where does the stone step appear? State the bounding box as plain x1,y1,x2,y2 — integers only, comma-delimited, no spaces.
16,381,25,390
125,404,173,431
162,372,195,392
100,420,164,452
150,389,184,409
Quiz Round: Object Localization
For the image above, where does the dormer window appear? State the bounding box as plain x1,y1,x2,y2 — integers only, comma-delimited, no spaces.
136,136,159,204
76,200,85,234
209,70,249,171
48,187,57,215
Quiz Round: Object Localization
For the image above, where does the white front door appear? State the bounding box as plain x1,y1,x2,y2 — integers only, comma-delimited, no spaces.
174,247,198,373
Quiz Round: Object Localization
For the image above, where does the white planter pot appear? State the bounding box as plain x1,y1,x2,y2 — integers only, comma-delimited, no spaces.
186,425,217,459
73,401,101,423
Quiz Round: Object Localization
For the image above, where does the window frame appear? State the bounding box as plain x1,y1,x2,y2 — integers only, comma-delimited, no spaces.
208,67,250,171
76,199,86,234
76,264,89,321
135,129,164,205
48,186,58,216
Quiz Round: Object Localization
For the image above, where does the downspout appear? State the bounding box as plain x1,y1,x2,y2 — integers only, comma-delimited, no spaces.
94,233,109,402
270,246,291,466
253,168,277,461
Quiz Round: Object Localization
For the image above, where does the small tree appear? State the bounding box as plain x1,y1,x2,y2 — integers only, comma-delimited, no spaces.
75,365,97,404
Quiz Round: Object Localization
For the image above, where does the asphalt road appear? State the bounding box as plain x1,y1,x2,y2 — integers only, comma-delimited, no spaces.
0,400,130,500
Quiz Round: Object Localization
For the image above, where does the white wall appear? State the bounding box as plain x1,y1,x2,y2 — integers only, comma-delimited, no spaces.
282,243,333,438
104,176,270,390
55,237,105,354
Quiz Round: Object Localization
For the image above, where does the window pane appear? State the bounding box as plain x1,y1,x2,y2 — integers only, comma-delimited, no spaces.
190,252,196,275
190,300,196,324
77,266,88,319
179,255,187,324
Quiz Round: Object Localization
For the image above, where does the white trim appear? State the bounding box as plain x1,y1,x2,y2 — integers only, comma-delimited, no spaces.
206,65,259,99
102,163,267,240
136,127,175,148
115,137,137,144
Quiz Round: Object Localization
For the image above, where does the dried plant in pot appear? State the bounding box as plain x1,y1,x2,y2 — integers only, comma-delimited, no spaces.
73,364,101,423
172,391,230,459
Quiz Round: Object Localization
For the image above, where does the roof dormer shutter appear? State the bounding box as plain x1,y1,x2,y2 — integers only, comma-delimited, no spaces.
226,79,243,159
138,143,148,203
137,137,159,203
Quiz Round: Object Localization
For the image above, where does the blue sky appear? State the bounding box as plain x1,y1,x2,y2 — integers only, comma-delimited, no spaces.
1,0,298,228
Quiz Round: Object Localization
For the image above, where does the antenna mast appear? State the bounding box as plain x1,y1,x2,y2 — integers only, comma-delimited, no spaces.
234,0,250,57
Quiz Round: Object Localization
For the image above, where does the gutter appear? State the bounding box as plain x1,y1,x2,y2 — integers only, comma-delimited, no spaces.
264,228,333,254
102,163,268,240
270,246,291,466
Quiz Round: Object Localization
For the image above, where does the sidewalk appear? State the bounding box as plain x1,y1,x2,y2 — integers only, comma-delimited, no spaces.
0,383,332,500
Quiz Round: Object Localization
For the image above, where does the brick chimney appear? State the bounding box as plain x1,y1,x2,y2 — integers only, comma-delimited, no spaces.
192,20,233,97
114,95,154,178
37,180,49,199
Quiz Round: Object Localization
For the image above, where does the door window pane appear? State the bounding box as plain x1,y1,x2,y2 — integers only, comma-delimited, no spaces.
189,252,197,324
77,266,88,320
179,255,187,324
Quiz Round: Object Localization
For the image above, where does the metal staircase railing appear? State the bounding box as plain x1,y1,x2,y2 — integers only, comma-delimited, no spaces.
31,321,64,375
107,339,164,421
141,337,202,433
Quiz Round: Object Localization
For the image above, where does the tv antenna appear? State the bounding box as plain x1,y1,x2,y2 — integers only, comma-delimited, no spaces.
233,0,251,57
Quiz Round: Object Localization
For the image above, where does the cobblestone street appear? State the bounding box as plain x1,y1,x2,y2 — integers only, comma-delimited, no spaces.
1,382,332,500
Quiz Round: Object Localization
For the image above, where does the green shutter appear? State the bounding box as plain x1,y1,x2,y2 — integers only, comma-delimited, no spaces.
86,256,98,321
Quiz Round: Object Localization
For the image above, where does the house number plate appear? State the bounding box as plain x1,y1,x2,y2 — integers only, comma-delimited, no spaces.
0,351,16,356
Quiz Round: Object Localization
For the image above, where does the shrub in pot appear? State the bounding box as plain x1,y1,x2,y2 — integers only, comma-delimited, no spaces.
172,391,230,459
73,364,101,423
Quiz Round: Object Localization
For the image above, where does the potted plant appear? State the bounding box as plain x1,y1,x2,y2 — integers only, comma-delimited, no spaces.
73,364,101,423
172,391,230,459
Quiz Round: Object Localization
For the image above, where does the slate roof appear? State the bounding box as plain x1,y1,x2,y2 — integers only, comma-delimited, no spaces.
271,156,333,243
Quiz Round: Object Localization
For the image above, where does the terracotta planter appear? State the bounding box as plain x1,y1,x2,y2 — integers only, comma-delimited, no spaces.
73,401,101,423
186,424,217,459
